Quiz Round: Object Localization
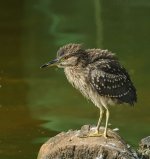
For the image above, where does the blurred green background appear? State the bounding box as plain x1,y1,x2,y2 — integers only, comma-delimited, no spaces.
0,0,150,159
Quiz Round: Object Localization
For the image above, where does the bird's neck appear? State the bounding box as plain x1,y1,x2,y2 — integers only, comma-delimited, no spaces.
64,66,87,87
64,66,84,80
64,66,91,100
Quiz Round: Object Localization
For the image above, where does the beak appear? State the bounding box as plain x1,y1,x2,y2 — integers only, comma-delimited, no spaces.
40,58,59,69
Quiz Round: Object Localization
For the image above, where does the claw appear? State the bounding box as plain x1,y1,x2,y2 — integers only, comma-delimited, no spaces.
89,129,109,138
88,130,103,137
78,128,110,138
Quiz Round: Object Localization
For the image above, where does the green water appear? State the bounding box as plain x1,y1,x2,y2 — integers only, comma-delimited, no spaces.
0,0,150,158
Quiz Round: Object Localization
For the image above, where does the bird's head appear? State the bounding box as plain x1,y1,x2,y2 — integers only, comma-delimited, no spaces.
41,43,87,68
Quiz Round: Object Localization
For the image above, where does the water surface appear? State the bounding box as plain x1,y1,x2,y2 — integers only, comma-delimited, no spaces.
0,0,150,158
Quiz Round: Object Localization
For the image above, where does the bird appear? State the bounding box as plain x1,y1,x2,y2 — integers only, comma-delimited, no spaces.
41,43,137,138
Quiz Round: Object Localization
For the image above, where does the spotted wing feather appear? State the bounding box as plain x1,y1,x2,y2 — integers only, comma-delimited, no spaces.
89,60,137,105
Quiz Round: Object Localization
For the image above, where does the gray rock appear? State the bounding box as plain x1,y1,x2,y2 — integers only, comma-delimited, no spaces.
138,136,150,159
37,125,140,159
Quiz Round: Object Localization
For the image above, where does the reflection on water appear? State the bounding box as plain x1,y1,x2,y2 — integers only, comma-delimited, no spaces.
0,0,150,158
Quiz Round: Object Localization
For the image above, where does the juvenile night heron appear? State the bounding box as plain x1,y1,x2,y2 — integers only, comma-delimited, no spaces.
41,44,137,138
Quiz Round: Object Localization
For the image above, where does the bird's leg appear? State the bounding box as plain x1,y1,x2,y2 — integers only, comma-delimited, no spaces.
88,107,104,137
96,107,104,133
103,108,109,138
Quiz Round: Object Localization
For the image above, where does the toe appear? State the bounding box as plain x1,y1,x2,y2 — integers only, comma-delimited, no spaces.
88,131,103,137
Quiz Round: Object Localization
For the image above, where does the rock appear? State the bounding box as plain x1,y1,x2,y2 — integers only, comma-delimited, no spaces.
37,125,139,159
138,136,150,159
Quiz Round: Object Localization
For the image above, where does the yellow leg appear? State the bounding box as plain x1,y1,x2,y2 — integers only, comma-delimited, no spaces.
103,108,109,138
88,107,104,137
96,107,104,132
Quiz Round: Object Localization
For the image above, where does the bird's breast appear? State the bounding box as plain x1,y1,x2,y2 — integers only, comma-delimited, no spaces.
64,67,116,108
64,67,90,99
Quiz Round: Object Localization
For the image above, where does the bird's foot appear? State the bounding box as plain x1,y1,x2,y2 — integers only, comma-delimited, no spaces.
79,130,102,138
89,130,109,139
103,132,108,139
88,130,103,137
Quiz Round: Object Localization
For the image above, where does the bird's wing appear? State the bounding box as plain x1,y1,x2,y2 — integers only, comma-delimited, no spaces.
89,60,137,104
